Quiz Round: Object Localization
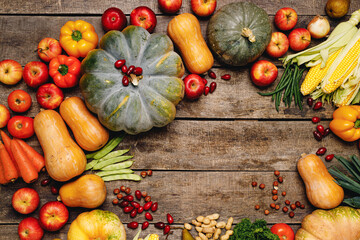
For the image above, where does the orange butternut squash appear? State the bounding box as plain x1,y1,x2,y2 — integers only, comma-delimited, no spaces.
59,174,106,208
34,110,86,182
59,97,109,151
167,13,214,74
297,153,344,209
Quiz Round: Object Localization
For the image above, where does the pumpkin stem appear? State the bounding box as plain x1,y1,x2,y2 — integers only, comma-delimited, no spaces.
129,73,142,86
241,28,256,43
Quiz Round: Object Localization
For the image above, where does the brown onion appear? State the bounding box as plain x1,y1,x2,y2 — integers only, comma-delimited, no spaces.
307,16,330,39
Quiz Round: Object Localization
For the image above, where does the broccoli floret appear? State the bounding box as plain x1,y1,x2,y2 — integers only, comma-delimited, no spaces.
229,218,279,240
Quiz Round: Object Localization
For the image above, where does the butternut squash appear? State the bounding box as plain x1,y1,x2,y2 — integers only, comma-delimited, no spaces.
34,110,86,182
59,174,106,208
297,153,344,209
59,97,109,151
167,13,214,74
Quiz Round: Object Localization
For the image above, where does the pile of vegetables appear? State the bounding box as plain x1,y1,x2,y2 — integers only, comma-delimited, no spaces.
229,218,279,240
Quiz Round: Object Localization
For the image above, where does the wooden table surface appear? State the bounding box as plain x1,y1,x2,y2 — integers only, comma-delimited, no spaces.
1,0,360,239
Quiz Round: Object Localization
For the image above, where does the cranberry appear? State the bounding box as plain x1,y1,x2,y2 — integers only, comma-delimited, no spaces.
270,203,276,209
141,191,148,198
312,117,320,123
124,206,134,213
145,212,153,221
122,76,129,86
113,188,120,194
289,212,295,218
147,170,153,176
117,193,123,200
164,225,171,235
144,201,152,211
141,171,147,178
208,70,216,79
278,176,283,183
145,196,151,202
151,202,158,212
204,86,210,96
273,181,278,186
210,82,217,93
316,147,327,156
274,170,280,176
272,189,278,195
307,98,314,107
282,191,286,196
121,65,128,73
264,209,270,215
255,205,260,210
251,181,257,187
313,102,322,110
167,213,174,224
142,221,149,230
115,59,126,69
127,65,135,75
259,183,265,189
133,67,143,75
131,201,140,209
119,201,129,208
290,204,296,210
130,209,137,218
313,131,322,141
120,186,126,192
112,199,119,205
317,125,325,135
128,221,139,229
324,128,331,136
135,190,142,200
138,206,144,214
285,200,290,205
300,204,305,209
221,74,231,80
155,222,165,229
202,78,208,85
325,154,334,162
283,207,289,213
41,179,51,186
272,195,278,201
295,201,301,207
275,205,280,210
51,186,58,195
123,195,134,202
125,187,131,194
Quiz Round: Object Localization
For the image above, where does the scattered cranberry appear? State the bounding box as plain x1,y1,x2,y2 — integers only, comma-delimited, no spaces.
130,209,138,218
115,59,126,69
119,201,129,208
221,74,231,80
208,70,216,79
282,206,289,213
317,125,325,135
272,189,278,195
270,203,276,209
167,213,174,224
204,86,210,96
145,196,151,202
278,176,283,183
290,204,296,210
259,183,265,189
122,76,129,86
41,179,50,186
282,191,286,196
272,195,278,201
285,200,290,205
113,188,120,195
275,205,280,210
124,206,134,213
145,212,153,221
312,117,320,123
117,193,123,200
128,221,139,229
138,206,144,214
142,221,149,230
273,181,279,186
133,67,143,75
313,102,322,110
144,201,153,211
51,186,58,195
264,209,270,215
251,181,257,187
123,195,134,202
131,201,140,209
125,187,131,194
325,154,334,162
307,98,314,107
324,128,331,136
295,201,301,207
141,171,147,178
112,199,119,205
155,222,165,229
151,202,158,212
313,131,322,141
255,205,260,210
135,190,142,200
316,147,327,156
164,225,171,235
274,170,280,176
202,78,208,85
120,186,126,192
141,191,148,198
289,212,295,218
210,82,217,93
127,65,135,75
300,204,305,209
147,170,153,176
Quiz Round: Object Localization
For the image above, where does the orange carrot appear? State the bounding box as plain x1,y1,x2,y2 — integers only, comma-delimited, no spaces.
11,140,38,184
15,139,45,172
0,158,9,185
0,141,18,182
0,130,21,177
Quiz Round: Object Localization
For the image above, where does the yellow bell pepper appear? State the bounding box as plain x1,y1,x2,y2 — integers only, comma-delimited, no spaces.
59,20,98,58
329,105,360,141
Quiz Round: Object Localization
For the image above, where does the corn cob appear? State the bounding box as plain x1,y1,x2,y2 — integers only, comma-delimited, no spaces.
300,48,342,95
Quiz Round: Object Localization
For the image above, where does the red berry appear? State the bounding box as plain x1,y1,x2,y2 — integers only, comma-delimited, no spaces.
130,209,137,218
221,74,231,80
167,213,174,224
313,102,322,110
204,86,210,96
119,201,129,208
307,98,314,107
208,70,216,79
122,75,129,86
123,195,134,202
317,125,325,135
316,147,327,156
312,117,320,123
202,78,208,85
41,179,51,186
151,202,158,212
51,186,58,195
142,221,149,230
210,82,217,93
144,201,152,211
131,201,140,209
145,212,153,221
135,190,142,200
164,225,171,235
127,65,135,75
325,154,334,162
121,65,128,73
155,222,165,229
313,131,322,141
147,170,153,176
324,128,331,136
138,206,144,214
128,221,139,229
115,59,126,69
124,206,134,213
133,67,143,75
289,212,295,218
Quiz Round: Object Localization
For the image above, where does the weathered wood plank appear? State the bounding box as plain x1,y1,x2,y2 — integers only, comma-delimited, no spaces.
0,0,359,16
0,171,313,224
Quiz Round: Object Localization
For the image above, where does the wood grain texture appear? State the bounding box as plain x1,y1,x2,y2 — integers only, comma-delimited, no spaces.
0,0,359,16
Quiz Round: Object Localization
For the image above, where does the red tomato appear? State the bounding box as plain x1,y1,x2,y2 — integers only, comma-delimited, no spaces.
7,90,32,113
271,223,294,240
7,116,34,139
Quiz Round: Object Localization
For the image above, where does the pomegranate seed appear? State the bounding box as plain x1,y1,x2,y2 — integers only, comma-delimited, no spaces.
312,117,320,123
324,128,331,136
131,201,140,209
275,205,280,210
125,187,131,194
151,202,158,212
133,67,143,75
316,147,327,156
307,98,314,107
274,170,280,177
282,191,286,196
210,82,217,93
167,213,174,224
264,209,270,215
130,209,138,218
164,225,171,235
317,125,325,136
113,188,120,195
289,212,295,218
270,203,275,209
123,195,134,202
127,65,135,75
112,199,119,205
208,70,216,79
283,206,289,213
202,78,208,85
141,171,147,178
313,102,322,110
41,179,50,186
259,183,265,189
120,186,126,192
117,193,123,200
142,221,149,230
325,154,334,162
115,59,126,69
122,76,129,86
251,181,257,187
135,190,142,200
204,86,210,96
272,189,278,195
145,196,151,202
155,222,165,229
273,181,279,186
255,205,260,210
121,65,128,73
290,204,296,210
313,131,322,141
272,195,278,201
128,221,139,229
144,201,152,211
138,206,144,214
221,74,231,80
124,206,134,213
300,204,305,209
285,200,290,205
119,201,129,208
141,191,148,198
147,170,153,176
145,212,153,221
51,186,58,195
278,176,283,183
295,201,301,207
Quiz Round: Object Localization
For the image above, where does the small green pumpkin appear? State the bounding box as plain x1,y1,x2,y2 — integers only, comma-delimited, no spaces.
80,26,185,135
207,2,272,66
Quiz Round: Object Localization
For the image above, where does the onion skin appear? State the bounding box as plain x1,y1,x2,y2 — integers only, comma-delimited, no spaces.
307,15,330,39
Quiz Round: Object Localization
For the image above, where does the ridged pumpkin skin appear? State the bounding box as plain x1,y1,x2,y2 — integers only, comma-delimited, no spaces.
167,13,214,74
80,25,185,135
297,154,344,209
59,96,109,151
34,110,86,182
295,206,360,240
207,2,271,66
59,174,107,208
68,209,126,240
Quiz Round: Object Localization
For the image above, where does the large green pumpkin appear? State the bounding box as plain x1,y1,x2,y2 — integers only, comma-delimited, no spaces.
80,26,185,135
207,2,272,66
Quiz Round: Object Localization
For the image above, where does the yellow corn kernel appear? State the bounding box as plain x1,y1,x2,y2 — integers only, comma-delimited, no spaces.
148,234,159,240
300,49,342,95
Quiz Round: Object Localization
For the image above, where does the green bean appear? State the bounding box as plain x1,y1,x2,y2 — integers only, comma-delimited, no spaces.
86,133,125,159
100,160,134,170
101,174,142,182
101,149,130,160
86,160,98,170
96,169,134,177
92,155,133,170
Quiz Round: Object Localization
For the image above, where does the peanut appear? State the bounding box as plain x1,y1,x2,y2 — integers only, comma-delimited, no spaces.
203,227,215,234
225,217,233,230
201,224,212,228
207,213,220,220
195,237,202,240
192,220,202,227
214,228,221,240
226,230,233,236
197,216,205,223
203,217,211,225
220,235,229,240
199,232,208,240
216,222,226,228
210,220,217,227
206,233,213,239
196,227,203,233
184,223,192,230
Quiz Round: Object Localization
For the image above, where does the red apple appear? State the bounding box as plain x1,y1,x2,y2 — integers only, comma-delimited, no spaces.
0,104,10,128
191,0,216,17
289,28,311,51
12,188,40,214
37,38,62,62
7,89,32,113
274,7,298,31
102,7,127,32
0,59,23,85
18,217,44,240
250,60,278,87
158,0,182,14
39,201,69,232
23,61,49,88
266,32,290,58
36,83,64,109
130,6,157,33
183,74,205,100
